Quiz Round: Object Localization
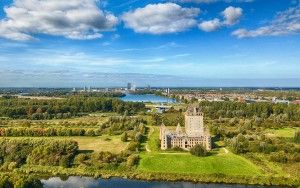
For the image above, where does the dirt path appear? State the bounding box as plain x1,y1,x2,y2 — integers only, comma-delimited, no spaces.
160,152,187,155
145,145,151,152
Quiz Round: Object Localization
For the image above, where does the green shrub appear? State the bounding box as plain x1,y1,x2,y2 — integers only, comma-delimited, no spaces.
126,141,139,152
74,153,89,165
121,132,128,142
270,151,288,163
190,144,208,157
294,130,300,143
126,154,139,167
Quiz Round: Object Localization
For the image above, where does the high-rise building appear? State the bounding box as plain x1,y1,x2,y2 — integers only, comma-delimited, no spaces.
127,83,132,90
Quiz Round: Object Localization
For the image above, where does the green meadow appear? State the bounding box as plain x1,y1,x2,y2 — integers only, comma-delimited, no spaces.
138,152,263,176
265,127,298,138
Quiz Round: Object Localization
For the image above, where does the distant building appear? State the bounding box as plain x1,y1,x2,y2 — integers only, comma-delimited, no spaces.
155,105,171,113
293,100,300,105
126,82,136,91
160,106,211,151
127,83,132,90
272,97,290,104
166,88,170,96
131,84,136,91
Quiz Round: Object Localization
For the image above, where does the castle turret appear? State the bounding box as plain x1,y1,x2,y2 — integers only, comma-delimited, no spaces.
159,123,167,140
176,123,182,134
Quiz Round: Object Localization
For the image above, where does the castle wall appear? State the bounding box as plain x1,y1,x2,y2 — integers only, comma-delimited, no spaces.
170,136,211,150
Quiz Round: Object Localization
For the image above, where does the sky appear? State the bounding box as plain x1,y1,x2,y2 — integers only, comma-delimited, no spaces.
0,0,300,87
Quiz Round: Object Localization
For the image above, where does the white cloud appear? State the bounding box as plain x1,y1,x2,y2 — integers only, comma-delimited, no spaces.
198,18,222,32
0,0,118,41
232,7,300,38
122,3,200,34
174,0,253,3
198,6,242,32
222,6,243,25
176,0,218,2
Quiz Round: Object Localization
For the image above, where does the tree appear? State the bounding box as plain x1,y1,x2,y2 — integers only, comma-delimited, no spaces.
0,176,13,188
121,132,128,142
294,130,300,143
126,141,139,152
190,144,208,157
126,154,139,167
231,134,249,154
135,132,143,143
270,151,287,163
74,153,89,165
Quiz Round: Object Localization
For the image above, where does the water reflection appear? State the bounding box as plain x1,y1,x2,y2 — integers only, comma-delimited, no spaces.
42,176,269,188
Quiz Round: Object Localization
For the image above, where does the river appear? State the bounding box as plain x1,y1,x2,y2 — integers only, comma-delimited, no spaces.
42,176,271,188
120,94,176,103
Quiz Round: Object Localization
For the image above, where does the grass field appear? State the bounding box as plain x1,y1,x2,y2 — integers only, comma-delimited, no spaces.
147,126,160,152
0,135,128,153
0,113,117,128
67,135,128,153
265,127,298,138
138,151,263,176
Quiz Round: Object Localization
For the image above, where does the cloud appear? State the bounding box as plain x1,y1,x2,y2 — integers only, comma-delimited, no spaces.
174,0,253,3
222,6,243,25
122,3,200,34
232,7,300,38
198,18,222,32
0,0,118,41
198,6,242,32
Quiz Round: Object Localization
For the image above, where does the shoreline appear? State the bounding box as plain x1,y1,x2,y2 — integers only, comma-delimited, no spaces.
16,165,300,187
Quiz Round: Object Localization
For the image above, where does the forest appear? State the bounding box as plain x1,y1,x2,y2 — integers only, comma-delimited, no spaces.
0,96,145,119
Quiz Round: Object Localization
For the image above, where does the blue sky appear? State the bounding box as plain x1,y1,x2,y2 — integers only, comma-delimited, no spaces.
0,0,300,87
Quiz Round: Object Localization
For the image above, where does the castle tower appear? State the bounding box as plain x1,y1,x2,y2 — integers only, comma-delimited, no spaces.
160,123,170,150
159,123,166,140
185,106,204,137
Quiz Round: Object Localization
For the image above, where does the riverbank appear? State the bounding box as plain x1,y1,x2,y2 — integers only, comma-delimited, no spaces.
15,165,300,187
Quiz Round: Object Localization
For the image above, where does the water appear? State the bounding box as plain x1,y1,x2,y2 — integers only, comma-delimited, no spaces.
42,176,269,188
120,94,176,103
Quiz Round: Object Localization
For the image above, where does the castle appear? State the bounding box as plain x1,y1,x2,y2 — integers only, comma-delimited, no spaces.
160,106,211,151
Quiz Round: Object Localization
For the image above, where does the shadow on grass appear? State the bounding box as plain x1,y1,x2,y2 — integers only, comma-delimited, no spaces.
78,149,93,154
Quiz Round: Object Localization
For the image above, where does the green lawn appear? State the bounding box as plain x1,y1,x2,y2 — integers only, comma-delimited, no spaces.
265,128,298,138
138,152,263,176
147,126,160,152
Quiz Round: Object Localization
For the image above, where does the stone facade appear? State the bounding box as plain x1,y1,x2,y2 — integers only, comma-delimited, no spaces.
160,106,211,151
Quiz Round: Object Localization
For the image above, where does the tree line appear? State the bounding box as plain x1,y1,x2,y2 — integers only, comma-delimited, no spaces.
0,116,147,137
0,96,145,119
226,133,300,163
199,101,300,120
